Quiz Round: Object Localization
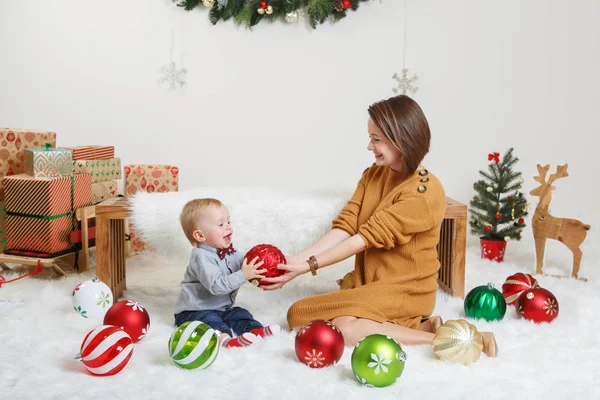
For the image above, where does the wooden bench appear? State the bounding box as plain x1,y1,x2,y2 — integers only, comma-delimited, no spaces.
95,197,468,300
437,197,467,298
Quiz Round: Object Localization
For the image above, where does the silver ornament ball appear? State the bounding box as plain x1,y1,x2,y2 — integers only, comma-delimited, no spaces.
285,10,299,23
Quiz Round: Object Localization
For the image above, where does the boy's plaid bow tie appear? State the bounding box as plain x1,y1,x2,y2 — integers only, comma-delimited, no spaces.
217,244,236,259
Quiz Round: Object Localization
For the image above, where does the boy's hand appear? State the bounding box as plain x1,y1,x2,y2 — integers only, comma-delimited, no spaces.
241,256,266,282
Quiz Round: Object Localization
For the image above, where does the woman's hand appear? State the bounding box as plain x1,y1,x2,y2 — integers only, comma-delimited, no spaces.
260,260,310,290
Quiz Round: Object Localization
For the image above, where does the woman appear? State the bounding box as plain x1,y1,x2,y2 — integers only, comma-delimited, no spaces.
261,95,497,356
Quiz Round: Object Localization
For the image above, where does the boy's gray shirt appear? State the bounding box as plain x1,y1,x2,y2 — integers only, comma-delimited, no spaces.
174,244,246,314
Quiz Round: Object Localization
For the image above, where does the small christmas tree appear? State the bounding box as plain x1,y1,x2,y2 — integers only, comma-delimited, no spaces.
469,148,528,241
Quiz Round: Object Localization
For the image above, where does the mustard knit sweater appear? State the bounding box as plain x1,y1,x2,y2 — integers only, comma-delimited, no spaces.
287,165,446,330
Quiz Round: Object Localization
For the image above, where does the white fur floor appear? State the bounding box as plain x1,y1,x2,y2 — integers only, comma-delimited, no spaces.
1,242,599,400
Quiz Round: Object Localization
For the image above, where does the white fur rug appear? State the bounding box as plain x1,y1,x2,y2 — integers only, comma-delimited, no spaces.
1,242,599,400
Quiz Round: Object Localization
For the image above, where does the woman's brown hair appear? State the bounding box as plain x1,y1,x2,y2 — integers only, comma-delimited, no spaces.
368,95,431,179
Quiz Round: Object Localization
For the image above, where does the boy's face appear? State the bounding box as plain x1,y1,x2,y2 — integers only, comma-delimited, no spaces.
193,205,233,249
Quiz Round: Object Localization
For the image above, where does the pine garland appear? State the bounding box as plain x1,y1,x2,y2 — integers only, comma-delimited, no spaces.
173,0,371,29
469,148,529,241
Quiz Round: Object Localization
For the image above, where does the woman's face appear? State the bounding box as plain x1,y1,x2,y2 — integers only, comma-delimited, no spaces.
367,117,402,170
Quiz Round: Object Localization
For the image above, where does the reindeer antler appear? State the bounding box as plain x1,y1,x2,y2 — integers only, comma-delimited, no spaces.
533,164,550,185
548,164,569,184
530,164,550,197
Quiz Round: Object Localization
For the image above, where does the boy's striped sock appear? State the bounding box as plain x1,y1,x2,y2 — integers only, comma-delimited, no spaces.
250,325,281,338
222,332,256,348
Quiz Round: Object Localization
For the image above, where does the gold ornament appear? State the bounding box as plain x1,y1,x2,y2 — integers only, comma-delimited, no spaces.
265,5,273,14
257,7,265,15
202,0,215,7
433,319,483,365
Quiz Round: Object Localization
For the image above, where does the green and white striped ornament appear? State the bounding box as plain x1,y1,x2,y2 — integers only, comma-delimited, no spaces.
168,321,219,370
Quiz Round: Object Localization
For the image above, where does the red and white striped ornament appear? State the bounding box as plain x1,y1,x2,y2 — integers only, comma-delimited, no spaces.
502,272,540,305
76,325,134,376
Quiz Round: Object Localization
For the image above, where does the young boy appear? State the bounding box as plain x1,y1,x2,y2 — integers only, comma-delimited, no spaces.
174,198,280,348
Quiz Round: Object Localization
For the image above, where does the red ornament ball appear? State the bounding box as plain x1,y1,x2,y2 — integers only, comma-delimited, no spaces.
76,325,133,376
245,244,286,287
103,300,151,343
518,217,525,224
260,0,268,9
343,0,352,9
295,320,345,368
502,272,539,305
516,287,559,323
494,213,501,220
485,225,492,232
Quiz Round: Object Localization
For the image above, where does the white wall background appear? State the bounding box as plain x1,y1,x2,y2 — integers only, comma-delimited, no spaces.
1,0,598,257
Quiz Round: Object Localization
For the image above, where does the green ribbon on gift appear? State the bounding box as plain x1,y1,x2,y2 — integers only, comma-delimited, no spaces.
43,142,53,150
6,211,72,220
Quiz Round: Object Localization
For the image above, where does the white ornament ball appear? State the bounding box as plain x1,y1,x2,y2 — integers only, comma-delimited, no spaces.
72,278,113,319
504,236,510,241
486,186,493,192
285,11,299,23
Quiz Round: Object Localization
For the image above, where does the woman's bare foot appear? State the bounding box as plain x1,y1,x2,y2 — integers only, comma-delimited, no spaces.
480,332,498,357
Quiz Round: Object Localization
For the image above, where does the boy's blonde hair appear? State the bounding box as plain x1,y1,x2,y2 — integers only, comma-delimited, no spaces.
180,198,223,245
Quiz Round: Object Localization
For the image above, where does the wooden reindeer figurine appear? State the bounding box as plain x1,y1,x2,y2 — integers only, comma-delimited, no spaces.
530,164,591,280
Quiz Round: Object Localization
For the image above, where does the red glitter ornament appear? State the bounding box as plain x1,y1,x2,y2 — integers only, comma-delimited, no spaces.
295,320,345,368
245,244,286,286
343,0,352,9
494,213,501,220
485,225,492,232
516,287,559,323
260,1,268,9
518,217,525,224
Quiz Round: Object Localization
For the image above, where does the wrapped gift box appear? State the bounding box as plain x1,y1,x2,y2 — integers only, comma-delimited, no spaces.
3,173,92,253
0,198,6,252
0,129,57,177
124,164,179,253
24,146,73,178
125,164,179,197
73,158,121,183
92,180,118,204
64,145,114,160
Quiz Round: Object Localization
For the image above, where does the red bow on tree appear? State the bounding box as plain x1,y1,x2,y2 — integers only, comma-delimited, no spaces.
488,152,500,163
217,244,236,260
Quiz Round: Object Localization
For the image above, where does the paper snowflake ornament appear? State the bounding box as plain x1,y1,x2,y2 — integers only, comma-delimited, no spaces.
158,62,187,90
392,68,418,95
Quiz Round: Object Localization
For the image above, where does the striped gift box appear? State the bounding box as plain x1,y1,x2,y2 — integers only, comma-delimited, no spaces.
64,145,114,160
3,173,92,253
6,215,73,253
